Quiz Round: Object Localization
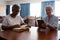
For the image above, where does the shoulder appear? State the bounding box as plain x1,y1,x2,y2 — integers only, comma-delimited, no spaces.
5,15,10,18
3,15,9,19
16,16,23,19
42,16,47,20
53,15,58,19
16,16,22,18
53,15,58,21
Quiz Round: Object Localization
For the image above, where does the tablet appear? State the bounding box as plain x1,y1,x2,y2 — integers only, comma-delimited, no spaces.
37,20,44,27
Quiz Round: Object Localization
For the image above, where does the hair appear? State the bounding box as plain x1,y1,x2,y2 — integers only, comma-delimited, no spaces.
44,5,54,14
12,4,19,11
45,5,53,11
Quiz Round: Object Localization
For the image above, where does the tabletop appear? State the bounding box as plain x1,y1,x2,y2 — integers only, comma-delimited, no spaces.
0,27,58,40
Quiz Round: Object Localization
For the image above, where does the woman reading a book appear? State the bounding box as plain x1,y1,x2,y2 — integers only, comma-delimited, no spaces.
2,4,24,30
41,6,58,31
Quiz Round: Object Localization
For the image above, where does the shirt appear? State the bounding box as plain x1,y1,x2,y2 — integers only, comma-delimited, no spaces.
2,15,24,26
43,15,58,29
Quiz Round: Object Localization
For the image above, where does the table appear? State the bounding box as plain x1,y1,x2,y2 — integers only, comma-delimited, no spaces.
0,27,57,40
58,30,60,40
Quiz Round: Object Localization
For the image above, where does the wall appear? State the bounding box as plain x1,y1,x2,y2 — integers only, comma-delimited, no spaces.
0,1,6,5
0,4,6,16
6,0,30,5
0,0,54,16
6,0,52,5
0,0,55,5
0,1,6,16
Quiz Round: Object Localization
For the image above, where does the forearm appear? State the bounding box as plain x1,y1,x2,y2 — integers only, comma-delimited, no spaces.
2,25,13,30
47,24,57,30
21,23,25,25
2,25,19,30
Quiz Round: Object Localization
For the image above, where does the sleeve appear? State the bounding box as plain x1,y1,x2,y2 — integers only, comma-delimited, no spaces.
2,17,8,26
52,17,58,28
20,16,24,24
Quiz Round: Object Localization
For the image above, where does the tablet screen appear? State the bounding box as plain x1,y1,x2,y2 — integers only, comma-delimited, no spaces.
37,20,44,27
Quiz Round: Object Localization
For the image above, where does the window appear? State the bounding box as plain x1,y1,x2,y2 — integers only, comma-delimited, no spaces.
30,2,41,17
55,1,60,17
55,1,60,25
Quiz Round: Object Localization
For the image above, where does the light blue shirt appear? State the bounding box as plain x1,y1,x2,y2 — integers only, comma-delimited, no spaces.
43,15,58,29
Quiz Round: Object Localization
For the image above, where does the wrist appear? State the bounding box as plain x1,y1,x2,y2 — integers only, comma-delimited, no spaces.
46,23,49,27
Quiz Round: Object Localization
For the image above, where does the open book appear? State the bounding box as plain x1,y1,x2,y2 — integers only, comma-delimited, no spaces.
13,25,29,32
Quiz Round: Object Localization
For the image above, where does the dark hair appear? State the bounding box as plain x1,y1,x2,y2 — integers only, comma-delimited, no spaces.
12,4,19,11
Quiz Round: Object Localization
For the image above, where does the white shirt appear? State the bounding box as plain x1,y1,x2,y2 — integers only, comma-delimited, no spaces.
2,15,24,26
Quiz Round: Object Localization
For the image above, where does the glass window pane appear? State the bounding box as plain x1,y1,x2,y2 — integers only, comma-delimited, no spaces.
30,3,41,17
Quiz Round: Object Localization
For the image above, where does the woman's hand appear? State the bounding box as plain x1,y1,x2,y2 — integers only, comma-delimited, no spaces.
14,24,20,28
41,23,46,27
41,21,48,28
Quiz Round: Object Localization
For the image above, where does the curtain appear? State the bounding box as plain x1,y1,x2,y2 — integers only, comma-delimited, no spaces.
20,3,30,18
6,5,10,15
41,1,55,18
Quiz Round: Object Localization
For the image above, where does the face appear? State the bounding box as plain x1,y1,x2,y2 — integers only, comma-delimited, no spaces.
46,7,53,16
12,7,19,16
